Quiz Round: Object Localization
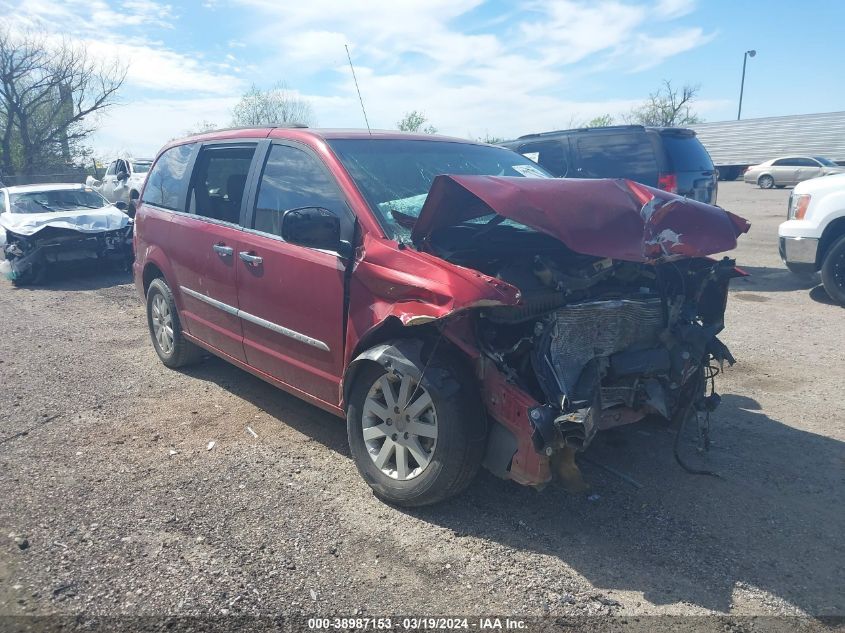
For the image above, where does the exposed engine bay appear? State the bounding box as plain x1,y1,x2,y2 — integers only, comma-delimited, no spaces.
2,224,134,285
429,223,739,457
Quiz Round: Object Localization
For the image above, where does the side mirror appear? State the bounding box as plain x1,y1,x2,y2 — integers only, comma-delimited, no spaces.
117,171,128,182
281,207,344,254
114,201,128,211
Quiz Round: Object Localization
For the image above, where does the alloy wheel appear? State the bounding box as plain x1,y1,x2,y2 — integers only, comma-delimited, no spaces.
362,372,438,481
150,293,174,355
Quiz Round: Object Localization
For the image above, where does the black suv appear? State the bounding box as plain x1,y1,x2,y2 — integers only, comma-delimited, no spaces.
501,125,718,204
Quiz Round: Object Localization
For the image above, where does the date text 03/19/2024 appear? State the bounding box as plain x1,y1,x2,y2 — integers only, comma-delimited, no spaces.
307,617,528,630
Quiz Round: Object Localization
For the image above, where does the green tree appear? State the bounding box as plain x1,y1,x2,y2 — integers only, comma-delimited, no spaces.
585,114,614,127
625,80,703,126
397,110,437,134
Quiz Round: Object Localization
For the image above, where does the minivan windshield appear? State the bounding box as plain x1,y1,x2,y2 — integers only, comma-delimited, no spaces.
327,139,550,239
8,188,110,214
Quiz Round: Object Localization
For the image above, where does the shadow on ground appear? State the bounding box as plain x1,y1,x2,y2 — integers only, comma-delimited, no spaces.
5,261,132,292
178,356,844,617
730,265,818,294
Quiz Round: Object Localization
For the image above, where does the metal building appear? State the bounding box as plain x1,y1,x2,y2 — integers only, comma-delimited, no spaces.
689,111,845,179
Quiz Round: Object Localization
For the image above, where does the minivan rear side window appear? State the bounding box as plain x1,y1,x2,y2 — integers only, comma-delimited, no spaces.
142,143,195,211
188,145,256,225
661,135,713,172
252,144,346,238
576,133,657,185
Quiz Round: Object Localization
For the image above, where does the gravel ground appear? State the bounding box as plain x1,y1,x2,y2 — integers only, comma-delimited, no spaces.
0,182,842,627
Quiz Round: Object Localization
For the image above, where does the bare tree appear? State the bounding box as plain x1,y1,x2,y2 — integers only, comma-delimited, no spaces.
182,120,219,137
0,28,125,176
478,133,505,144
231,83,316,127
397,110,437,134
625,80,702,127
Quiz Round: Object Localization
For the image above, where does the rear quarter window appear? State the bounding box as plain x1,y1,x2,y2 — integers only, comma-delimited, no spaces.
576,133,658,185
142,143,195,211
661,135,714,172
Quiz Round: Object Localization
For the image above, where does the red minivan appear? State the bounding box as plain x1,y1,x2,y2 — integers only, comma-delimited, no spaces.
134,126,749,506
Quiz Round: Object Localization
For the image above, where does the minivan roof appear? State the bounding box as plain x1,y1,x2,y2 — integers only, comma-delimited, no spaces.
167,126,481,147
509,125,697,142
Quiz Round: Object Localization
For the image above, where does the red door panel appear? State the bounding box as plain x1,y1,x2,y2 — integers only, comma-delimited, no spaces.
169,213,245,362
235,231,345,405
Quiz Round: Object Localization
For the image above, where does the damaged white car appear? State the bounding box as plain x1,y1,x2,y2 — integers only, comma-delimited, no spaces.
86,157,152,213
0,184,134,286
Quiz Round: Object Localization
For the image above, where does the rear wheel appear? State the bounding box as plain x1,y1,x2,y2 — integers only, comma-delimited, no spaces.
758,174,775,189
346,347,485,507
820,235,845,306
146,278,203,367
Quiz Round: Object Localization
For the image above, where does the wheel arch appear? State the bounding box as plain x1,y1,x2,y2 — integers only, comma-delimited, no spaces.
342,326,436,409
142,261,165,295
341,326,475,411
817,217,845,268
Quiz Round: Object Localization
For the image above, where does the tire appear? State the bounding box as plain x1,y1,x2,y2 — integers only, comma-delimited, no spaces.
820,234,845,306
10,262,46,286
758,174,775,189
346,347,486,507
146,277,203,368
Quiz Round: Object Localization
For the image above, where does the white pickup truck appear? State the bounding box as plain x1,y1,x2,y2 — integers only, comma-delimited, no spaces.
778,173,845,305
86,157,152,213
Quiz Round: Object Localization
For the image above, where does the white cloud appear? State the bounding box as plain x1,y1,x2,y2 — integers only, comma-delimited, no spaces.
92,96,238,157
1,0,718,155
233,0,715,137
653,0,697,19
0,0,240,95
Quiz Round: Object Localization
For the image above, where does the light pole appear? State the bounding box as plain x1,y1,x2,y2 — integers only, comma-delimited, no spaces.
737,49,756,120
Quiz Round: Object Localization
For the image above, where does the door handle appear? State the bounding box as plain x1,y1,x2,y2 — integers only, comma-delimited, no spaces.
239,251,263,266
212,243,233,257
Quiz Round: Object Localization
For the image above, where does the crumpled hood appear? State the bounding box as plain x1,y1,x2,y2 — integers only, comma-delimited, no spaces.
411,175,750,262
0,206,131,237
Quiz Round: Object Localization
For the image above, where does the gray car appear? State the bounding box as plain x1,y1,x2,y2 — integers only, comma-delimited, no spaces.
744,155,844,189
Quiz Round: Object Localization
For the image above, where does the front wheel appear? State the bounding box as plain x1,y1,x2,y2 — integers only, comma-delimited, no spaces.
346,345,486,507
820,235,845,306
10,261,46,286
758,174,775,189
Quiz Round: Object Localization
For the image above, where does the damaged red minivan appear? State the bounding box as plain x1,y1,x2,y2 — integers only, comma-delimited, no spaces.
134,127,749,506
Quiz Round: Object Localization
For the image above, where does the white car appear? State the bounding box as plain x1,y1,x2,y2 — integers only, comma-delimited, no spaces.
778,172,845,304
0,183,133,285
87,157,152,210
745,156,844,189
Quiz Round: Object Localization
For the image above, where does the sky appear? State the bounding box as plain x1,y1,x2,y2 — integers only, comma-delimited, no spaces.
2,0,844,159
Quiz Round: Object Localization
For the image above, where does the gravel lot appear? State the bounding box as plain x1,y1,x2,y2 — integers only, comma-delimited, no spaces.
0,182,842,626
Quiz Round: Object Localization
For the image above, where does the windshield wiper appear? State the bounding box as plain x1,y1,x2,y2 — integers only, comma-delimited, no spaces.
33,200,56,212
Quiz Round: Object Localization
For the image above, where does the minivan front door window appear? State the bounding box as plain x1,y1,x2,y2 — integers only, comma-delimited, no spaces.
253,144,348,239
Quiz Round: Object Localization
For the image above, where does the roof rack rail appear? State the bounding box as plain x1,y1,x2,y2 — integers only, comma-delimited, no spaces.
185,123,310,136
517,124,645,140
